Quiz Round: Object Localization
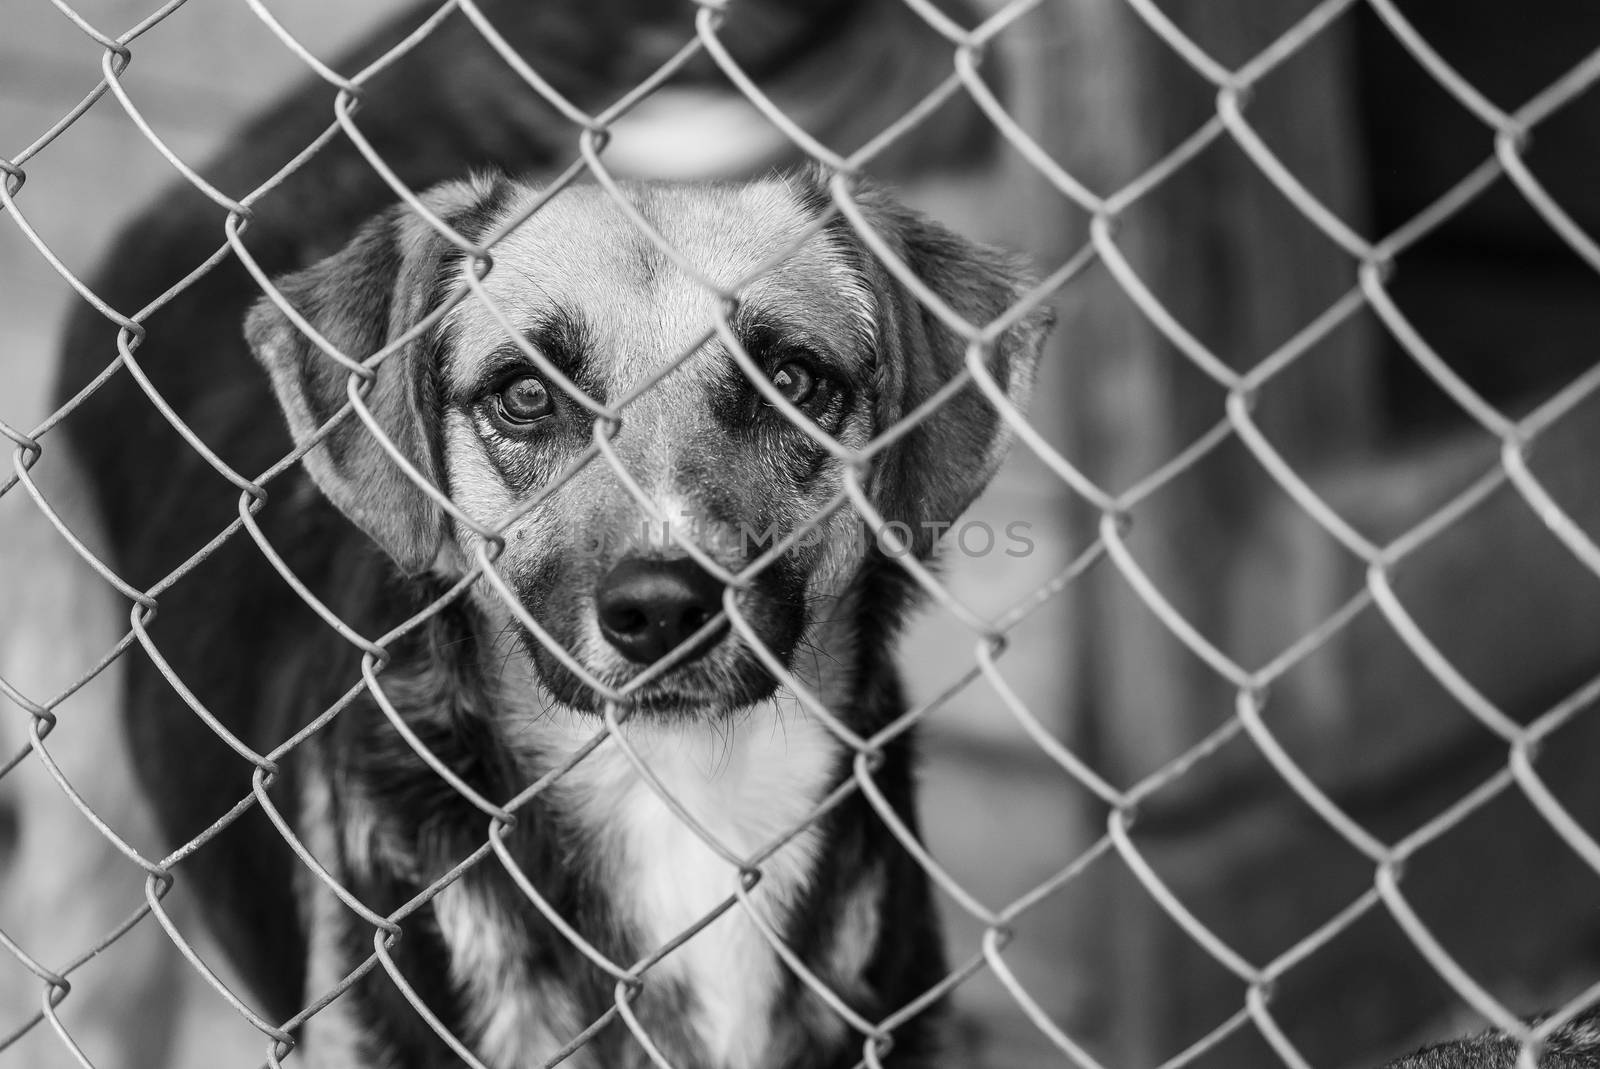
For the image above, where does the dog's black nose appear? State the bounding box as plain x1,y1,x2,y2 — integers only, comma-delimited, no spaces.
595,557,727,665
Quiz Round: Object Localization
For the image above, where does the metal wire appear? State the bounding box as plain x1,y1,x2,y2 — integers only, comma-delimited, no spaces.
3,1,1600,1066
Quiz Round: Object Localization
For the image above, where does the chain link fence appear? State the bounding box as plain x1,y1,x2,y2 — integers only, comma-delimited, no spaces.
3,1,1600,1067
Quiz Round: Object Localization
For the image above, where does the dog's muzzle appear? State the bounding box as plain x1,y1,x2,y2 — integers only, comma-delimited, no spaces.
595,556,729,665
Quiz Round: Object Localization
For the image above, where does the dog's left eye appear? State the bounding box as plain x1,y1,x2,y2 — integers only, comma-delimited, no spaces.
495,375,554,425
771,360,818,407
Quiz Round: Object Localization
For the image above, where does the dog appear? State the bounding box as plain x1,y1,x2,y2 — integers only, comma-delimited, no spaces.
210,167,1049,1066
18,2,1027,1065
51,170,1052,1066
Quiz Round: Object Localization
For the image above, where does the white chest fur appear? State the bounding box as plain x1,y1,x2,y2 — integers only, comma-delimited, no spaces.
552,703,838,1067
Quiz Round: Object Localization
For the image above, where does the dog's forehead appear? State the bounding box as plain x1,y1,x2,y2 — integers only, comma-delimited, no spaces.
442,180,872,395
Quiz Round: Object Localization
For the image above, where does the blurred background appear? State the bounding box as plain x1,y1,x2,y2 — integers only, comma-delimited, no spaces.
4,1,1600,1067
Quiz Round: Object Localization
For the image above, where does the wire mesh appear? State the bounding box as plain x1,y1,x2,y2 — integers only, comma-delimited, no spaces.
3,1,1600,1067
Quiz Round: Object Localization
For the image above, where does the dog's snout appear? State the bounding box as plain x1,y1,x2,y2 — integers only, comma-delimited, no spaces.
596,558,726,665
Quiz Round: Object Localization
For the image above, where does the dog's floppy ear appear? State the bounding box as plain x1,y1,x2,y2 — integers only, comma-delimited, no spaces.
842,183,1053,559
245,180,495,574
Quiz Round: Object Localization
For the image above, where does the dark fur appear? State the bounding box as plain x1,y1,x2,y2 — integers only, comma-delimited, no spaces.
1384,1010,1600,1068
50,3,1039,1065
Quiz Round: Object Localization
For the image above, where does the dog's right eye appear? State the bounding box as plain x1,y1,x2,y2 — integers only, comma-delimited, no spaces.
494,374,554,426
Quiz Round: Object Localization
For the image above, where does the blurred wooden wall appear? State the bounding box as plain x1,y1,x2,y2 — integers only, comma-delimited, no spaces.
998,3,1600,1068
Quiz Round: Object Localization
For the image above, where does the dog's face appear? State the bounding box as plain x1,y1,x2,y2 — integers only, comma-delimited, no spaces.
246,173,1049,718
